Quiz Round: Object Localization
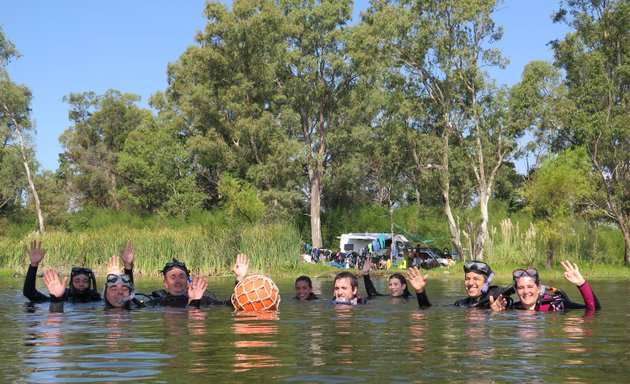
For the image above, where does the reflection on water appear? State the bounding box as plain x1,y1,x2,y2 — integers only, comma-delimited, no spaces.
233,311,279,372
1,278,630,383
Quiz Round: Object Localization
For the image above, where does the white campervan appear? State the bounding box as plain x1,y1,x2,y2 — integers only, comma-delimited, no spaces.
338,233,409,256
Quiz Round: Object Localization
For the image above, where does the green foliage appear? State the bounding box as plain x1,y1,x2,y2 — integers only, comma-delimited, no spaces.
116,119,204,217
217,173,265,224
522,148,596,219
1,221,301,277
59,90,149,210
549,0,630,261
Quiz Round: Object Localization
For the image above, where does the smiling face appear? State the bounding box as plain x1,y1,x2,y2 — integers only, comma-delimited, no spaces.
334,277,358,303
71,274,90,292
105,284,132,308
515,276,541,310
164,268,189,296
388,276,407,297
464,271,487,298
295,280,312,301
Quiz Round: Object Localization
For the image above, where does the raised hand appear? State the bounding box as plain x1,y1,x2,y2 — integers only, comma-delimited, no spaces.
233,253,249,282
43,268,68,298
188,275,208,301
120,241,135,270
561,260,586,286
489,294,507,312
407,266,429,293
361,258,372,276
106,255,123,275
27,240,47,267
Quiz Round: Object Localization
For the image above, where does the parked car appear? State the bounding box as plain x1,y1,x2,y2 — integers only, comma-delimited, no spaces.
412,247,451,269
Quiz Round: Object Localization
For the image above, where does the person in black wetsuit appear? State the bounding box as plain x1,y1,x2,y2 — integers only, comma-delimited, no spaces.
294,275,318,301
43,252,149,313
142,253,249,308
22,240,132,303
453,261,512,309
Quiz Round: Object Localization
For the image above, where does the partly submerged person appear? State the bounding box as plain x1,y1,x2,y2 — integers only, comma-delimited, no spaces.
361,261,431,307
294,275,318,301
23,240,114,303
332,271,367,305
454,261,513,309
505,261,600,312
44,254,145,312
142,253,249,308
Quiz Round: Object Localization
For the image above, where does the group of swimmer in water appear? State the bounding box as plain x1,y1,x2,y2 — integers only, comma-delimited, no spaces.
296,258,600,312
23,240,600,313
24,240,249,311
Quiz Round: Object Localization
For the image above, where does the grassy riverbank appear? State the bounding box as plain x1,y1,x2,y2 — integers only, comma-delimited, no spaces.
0,223,302,277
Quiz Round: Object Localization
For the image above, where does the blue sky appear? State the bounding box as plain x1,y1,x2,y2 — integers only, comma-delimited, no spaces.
2,0,568,172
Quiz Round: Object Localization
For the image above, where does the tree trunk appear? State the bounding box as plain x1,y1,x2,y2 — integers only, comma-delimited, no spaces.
13,124,45,233
621,222,630,264
309,165,322,249
546,239,554,267
440,119,464,259
472,187,491,261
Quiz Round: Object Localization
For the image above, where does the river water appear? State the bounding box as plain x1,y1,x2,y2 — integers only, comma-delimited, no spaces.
1,275,629,383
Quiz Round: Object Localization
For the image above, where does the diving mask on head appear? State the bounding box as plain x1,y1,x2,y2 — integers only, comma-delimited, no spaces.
103,274,135,305
464,261,494,294
160,258,192,282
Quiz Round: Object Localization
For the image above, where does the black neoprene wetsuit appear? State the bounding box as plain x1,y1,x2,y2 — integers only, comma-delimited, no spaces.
23,264,105,303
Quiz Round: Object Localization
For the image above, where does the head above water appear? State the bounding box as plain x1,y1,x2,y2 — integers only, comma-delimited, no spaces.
512,268,541,310
103,274,134,308
161,258,191,296
294,275,314,301
69,267,97,294
333,271,359,303
463,261,494,298
388,273,411,298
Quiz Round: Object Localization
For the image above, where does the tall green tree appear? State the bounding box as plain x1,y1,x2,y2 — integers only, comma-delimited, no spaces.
551,0,630,262
116,117,205,217
0,28,44,232
278,0,357,248
163,0,304,216
358,0,521,260
59,90,150,210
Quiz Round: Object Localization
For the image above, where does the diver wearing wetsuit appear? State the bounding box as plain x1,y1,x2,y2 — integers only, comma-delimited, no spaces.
22,241,102,303
509,262,600,312
142,254,249,308
453,261,513,309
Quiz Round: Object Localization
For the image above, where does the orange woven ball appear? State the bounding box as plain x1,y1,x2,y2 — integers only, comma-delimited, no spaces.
231,275,281,311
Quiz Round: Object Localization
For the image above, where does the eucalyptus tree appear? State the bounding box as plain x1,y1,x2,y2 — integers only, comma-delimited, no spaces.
278,0,359,248
0,28,45,232
357,0,522,260
163,1,305,218
115,116,205,217
165,0,358,248
550,0,630,262
59,90,150,211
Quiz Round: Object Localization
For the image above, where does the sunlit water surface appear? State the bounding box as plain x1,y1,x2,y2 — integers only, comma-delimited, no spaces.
1,276,629,383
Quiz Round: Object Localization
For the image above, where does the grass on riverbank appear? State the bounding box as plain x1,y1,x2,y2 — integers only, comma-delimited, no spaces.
0,222,302,277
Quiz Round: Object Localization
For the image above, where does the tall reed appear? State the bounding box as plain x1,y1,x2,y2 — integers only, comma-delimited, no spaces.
2,222,302,277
